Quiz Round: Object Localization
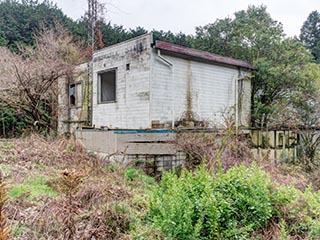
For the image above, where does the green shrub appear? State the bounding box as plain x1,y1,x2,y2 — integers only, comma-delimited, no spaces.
148,164,320,239
125,168,140,181
148,165,276,239
269,185,320,238
124,167,156,186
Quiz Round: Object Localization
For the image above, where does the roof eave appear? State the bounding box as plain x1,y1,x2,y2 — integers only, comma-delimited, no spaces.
155,40,255,70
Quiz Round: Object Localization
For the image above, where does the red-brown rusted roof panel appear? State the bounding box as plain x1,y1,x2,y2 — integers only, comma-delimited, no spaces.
155,40,254,70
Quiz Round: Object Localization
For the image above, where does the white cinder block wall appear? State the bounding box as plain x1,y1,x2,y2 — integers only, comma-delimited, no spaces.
92,33,153,129
91,33,251,129
150,51,251,127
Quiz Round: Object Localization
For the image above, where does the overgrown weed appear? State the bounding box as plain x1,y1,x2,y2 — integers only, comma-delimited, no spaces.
176,119,252,172
148,164,320,239
2,135,154,239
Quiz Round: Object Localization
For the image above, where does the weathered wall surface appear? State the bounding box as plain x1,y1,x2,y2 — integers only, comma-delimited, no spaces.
150,51,252,128
86,33,251,130
250,129,297,160
58,63,89,134
92,33,153,129
238,74,251,127
75,129,185,172
76,129,177,155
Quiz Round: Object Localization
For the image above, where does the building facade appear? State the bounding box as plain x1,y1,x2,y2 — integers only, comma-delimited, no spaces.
92,34,253,129
58,33,254,133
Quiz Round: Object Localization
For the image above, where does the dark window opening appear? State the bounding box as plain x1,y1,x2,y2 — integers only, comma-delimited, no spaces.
99,70,116,103
69,84,76,106
70,95,76,106
69,83,82,107
126,63,130,71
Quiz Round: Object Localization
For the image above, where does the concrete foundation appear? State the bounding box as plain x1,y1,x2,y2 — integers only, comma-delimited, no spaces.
75,129,185,174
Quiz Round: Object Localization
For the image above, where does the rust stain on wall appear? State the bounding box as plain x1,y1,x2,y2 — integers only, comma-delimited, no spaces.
186,60,193,121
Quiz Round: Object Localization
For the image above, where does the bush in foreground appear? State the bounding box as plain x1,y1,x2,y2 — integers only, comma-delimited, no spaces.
148,165,320,239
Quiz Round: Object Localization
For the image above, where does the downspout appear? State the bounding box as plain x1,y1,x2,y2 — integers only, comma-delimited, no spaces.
235,67,241,133
157,49,175,129
157,49,173,67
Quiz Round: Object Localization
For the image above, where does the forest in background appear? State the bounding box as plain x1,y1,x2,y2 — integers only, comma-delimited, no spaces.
1,0,319,62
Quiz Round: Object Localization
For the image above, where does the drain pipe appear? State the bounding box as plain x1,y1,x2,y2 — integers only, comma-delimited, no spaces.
157,50,175,128
235,68,241,133
157,49,173,67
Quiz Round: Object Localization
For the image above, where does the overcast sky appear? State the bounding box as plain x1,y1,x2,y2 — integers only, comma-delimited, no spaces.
52,0,319,37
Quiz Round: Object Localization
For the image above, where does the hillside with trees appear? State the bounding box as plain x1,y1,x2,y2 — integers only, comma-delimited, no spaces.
0,0,191,51
0,0,81,50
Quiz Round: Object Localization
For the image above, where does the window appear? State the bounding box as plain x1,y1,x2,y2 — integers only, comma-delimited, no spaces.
99,70,116,103
69,82,82,107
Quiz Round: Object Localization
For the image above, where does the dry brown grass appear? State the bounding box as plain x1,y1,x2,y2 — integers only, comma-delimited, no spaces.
176,130,253,172
0,135,144,239
2,134,100,169
0,178,9,240
259,158,320,192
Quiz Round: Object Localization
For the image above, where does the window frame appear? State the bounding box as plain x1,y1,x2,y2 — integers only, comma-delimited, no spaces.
69,81,82,108
97,68,117,104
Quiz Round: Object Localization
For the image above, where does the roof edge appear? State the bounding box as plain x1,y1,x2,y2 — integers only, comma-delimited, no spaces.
93,32,153,57
155,40,255,70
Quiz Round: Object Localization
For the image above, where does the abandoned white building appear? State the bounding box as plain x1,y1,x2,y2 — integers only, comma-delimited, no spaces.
58,32,254,133
58,33,254,168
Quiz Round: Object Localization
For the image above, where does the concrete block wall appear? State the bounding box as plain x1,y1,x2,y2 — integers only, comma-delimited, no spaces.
92,33,153,129
89,33,252,130
150,51,252,128
75,129,186,174
126,152,186,174
58,63,90,134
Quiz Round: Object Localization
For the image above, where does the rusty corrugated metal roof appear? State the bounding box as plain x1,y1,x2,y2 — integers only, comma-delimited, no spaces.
155,41,255,70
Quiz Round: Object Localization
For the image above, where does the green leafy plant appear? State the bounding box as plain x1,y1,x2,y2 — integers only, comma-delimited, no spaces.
149,165,274,239
148,164,320,239
0,105,26,138
124,168,139,181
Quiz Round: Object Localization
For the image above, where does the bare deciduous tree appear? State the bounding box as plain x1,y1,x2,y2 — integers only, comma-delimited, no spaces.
0,24,85,134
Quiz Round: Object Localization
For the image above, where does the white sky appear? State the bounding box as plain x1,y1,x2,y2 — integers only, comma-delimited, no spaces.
52,0,319,37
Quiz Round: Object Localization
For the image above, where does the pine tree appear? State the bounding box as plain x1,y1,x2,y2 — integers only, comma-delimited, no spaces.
300,11,320,63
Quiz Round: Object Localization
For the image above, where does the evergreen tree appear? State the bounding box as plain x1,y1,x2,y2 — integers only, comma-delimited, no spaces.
0,0,80,50
300,10,320,63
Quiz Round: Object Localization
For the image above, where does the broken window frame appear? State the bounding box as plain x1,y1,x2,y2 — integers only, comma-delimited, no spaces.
69,81,82,108
98,68,117,104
